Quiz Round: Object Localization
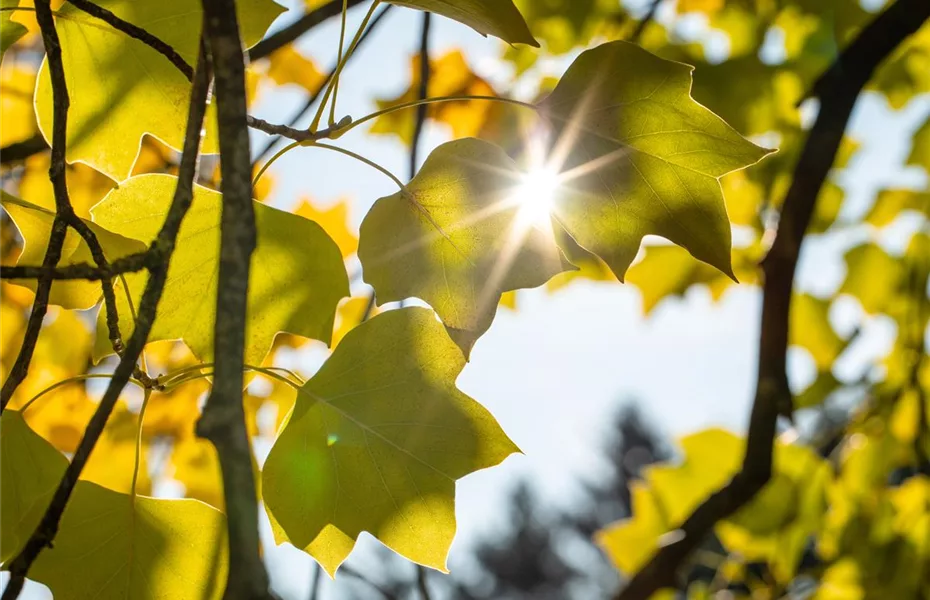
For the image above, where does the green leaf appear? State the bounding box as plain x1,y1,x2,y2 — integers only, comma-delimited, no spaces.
865,189,930,228
909,117,930,168
1,190,146,309
91,174,348,364
28,481,228,599
358,138,571,356
0,410,68,564
840,243,904,315
262,307,519,575
789,294,845,371
540,41,773,280
35,0,284,182
385,0,538,47
0,0,26,61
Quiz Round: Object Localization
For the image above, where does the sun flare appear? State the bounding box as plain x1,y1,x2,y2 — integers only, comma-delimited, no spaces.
513,167,559,230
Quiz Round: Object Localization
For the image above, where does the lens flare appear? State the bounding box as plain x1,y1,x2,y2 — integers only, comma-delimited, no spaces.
512,167,559,231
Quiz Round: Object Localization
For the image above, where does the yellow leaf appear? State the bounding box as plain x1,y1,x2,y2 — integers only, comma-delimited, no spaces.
294,197,358,258
264,46,325,93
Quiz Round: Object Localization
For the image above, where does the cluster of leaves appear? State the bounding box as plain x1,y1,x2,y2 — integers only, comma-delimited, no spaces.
0,0,927,598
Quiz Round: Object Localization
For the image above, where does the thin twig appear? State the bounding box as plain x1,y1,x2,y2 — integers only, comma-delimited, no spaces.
1,36,212,600
248,0,366,61
614,1,930,597
409,11,431,180
195,1,270,598
0,134,48,165
630,0,660,44
251,4,392,165
415,566,431,600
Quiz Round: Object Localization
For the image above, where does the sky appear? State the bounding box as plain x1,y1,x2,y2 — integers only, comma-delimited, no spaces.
5,0,929,597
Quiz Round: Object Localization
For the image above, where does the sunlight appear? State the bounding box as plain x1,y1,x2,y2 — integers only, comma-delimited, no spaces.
512,166,560,231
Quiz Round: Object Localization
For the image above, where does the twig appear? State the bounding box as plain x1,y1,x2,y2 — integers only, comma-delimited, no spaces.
248,0,366,61
0,134,48,165
65,0,193,78
1,249,151,280
1,36,212,600
252,4,391,165
614,1,930,597
630,0,660,44
409,11,431,180
195,1,270,598
415,566,431,600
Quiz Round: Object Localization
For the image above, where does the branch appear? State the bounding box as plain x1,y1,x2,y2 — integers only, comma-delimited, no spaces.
252,4,391,164
1,249,151,281
629,0,659,44
409,11,431,180
248,0,366,61
0,134,48,165
0,34,212,600
614,1,930,598
195,2,269,598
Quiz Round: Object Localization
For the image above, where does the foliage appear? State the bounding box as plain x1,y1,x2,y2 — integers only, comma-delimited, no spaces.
0,0,928,598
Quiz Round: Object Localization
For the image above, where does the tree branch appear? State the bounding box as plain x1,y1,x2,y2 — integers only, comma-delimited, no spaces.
1,37,212,600
614,1,930,597
0,134,48,166
409,11,431,180
248,0,366,61
195,1,269,598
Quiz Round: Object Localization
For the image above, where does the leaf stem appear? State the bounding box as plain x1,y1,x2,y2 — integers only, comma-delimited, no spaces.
310,0,380,132
337,94,539,137
19,374,141,413
130,388,152,501
310,142,412,195
328,0,350,127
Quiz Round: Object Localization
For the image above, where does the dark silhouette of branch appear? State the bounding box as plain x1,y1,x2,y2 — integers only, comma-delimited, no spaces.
1,249,151,281
252,4,392,165
1,37,212,600
0,134,48,165
249,0,366,61
615,1,930,598
0,0,123,408
629,0,659,44
194,1,269,598
409,11,431,180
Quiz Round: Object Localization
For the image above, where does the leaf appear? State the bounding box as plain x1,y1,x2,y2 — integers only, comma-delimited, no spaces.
294,197,358,259
789,294,845,371
91,174,348,364
840,243,904,315
865,189,930,227
263,46,326,93
370,50,497,146
385,0,538,47
358,138,571,356
28,481,228,599
262,307,519,575
0,0,26,61
2,190,146,310
909,118,930,168
81,402,151,495
0,410,68,564
541,41,773,281
35,0,285,181
0,62,36,148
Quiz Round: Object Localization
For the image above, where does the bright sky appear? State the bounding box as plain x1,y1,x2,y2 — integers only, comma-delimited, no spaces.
6,0,928,598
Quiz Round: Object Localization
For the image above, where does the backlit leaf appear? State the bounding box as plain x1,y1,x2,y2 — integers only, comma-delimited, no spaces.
92,174,349,364
35,0,285,181
0,410,67,563
385,0,538,46
541,41,773,281
0,0,26,61
29,481,228,599
358,138,570,356
262,307,519,575
2,190,146,309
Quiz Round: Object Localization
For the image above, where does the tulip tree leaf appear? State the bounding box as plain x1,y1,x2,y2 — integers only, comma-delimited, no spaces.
358,138,571,356
1,191,146,310
0,0,26,61
262,307,519,575
385,0,538,47
541,41,773,280
0,410,68,564
29,482,228,599
35,0,284,181
91,174,348,364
